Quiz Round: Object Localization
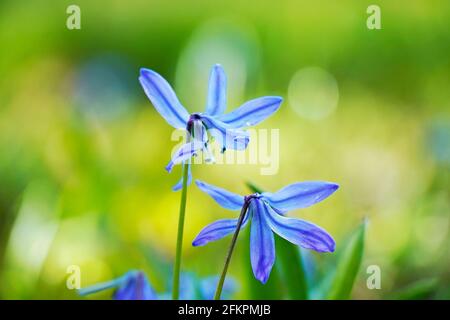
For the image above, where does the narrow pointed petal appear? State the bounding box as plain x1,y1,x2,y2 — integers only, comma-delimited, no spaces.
205,64,227,116
172,163,192,191
217,96,282,128
201,115,250,151
262,181,339,213
113,271,157,300
165,140,204,173
192,214,250,247
250,200,276,284
195,180,244,210
264,204,335,252
139,68,190,129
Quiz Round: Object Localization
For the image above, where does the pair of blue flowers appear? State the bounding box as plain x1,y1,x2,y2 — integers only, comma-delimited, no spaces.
80,64,338,299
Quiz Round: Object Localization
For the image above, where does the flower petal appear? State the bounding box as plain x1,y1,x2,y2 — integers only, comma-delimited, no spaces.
250,199,276,284
264,203,335,252
201,115,250,151
192,214,250,247
139,68,190,129
195,180,244,210
172,163,192,191
165,140,204,173
262,181,339,213
217,96,282,128
205,64,227,116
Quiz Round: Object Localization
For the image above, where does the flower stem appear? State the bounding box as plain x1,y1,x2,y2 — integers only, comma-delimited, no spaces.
214,200,250,300
172,161,189,300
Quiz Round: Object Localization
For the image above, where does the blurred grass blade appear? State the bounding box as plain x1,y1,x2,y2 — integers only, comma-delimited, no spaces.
327,219,367,300
389,278,438,300
275,235,309,299
245,181,309,299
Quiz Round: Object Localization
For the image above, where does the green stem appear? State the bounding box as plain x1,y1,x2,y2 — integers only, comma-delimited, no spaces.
214,200,250,300
172,161,189,300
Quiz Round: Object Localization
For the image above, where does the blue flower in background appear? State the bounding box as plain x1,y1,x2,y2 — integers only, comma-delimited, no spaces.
78,270,236,300
139,64,282,190
159,273,237,300
78,270,157,300
192,180,339,284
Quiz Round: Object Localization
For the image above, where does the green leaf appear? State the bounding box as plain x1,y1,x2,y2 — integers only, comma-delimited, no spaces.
275,235,309,299
246,181,262,194
389,278,438,300
327,219,367,300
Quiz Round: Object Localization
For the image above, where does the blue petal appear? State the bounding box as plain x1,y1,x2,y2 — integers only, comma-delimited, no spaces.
262,181,339,213
139,68,190,129
192,214,250,247
250,199,276,284
113,271,157,300
264,203,335,252
172,163,192,191
195,180,244,210
217,96,282,128
165,140,204,173
200,115,250,151
205,64,227,116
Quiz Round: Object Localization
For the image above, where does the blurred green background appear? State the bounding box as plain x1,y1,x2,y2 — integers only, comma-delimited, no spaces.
0,0,449,299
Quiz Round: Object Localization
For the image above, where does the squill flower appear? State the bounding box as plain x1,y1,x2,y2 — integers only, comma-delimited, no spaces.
192,180,339,284
78,270,156,300
139,65,282,190
78,270,235,300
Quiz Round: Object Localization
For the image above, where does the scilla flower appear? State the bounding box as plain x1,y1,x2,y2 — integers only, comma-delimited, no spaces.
192,180,339,284
139,64,282,190
78,270,156,300
78,270,235,300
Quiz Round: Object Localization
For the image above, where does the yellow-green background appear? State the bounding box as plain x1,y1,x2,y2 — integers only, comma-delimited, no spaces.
0,0,449,299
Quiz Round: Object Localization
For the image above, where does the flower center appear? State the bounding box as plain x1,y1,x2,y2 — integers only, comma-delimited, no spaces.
244,193,261,204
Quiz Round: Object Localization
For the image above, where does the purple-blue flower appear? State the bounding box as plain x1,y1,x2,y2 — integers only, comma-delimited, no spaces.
78,270,236,300
78,270,157,300
192,180,339,284
139,65,282,191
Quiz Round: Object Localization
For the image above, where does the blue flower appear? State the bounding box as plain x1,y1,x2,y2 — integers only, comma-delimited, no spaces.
159,273,237,300
78,270,236,300
139,65,282,191
78,270,157,300
192,180,339,284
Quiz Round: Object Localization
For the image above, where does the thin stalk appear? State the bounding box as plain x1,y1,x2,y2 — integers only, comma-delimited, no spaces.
214,200,250,300
172,161,189,300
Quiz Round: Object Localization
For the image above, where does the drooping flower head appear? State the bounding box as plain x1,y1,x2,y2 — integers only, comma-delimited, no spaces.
192,180,339,284
78,270,236,300
139,65,282,190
